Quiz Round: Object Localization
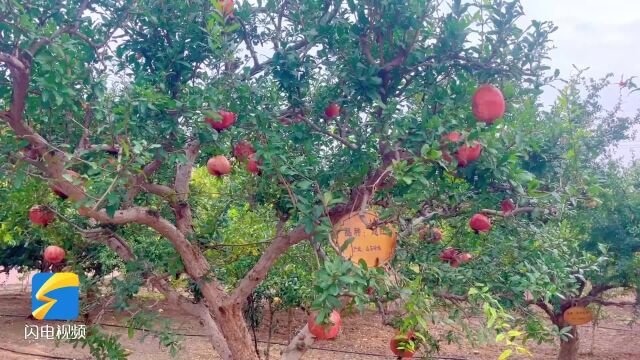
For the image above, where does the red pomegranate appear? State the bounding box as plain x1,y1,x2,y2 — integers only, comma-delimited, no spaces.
308,310,342,340
206,110,237,131
233,141,255,161
246,154,261,175
51,170,82,199
501,199,516,214
469,213,492,233
44,245,65,264
219,0,233,15
207,155,232,177
439,247,459,262
457,253,473,263
29,206,55,226
472,84,505,124
455,141,482,167
390,331,417,358
442,131,463,143
324,103,340,118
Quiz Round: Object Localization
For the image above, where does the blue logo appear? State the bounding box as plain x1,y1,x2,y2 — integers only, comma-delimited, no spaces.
31,273,79,320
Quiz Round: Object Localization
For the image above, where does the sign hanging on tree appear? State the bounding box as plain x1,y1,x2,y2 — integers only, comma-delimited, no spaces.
334,211,397,267
563,306,593,325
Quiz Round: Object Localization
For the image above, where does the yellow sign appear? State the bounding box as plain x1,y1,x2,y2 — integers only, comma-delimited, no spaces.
334,211,397,267
563,306,593,326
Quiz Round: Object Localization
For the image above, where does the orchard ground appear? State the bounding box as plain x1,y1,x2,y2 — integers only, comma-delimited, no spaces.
0,284,637,359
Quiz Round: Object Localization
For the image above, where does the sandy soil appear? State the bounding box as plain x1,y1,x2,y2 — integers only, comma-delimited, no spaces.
0,288,638,360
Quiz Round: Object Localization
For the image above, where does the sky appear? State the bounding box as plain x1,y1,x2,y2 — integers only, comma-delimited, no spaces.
519,0,640,162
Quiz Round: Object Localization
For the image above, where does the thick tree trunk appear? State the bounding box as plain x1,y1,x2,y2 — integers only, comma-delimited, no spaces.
212,304,260,360
558,324,579,360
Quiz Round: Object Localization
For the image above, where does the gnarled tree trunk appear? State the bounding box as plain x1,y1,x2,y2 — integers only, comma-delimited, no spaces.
211,304,260,360
558,323,579,360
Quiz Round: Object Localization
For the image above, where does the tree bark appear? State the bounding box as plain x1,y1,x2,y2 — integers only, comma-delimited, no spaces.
558,323,579,360
212,304,260,360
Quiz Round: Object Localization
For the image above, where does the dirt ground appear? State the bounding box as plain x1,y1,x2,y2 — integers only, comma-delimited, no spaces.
1,288,638,360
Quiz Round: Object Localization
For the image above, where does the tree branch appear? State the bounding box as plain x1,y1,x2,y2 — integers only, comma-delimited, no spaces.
228,225,313,304
237,18,260,71
174,140,199,235
586,298,636,307
480,206,536,217
78,206,212,280
299,116,358,150
0,52,27,72
535,300,557,322
28,0,91,56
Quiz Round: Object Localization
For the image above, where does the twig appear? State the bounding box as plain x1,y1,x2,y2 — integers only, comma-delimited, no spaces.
299,116,358,149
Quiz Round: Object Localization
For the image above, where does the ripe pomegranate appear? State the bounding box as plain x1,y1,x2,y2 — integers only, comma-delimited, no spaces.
207,155,232,177
51,170,82,199
469,213,492,233
472,84,505,124
205,110,237,131
439,247,459,262
308,310,341,340
44,245,65,264
29,206,55,226
390,331,416,358
233,141,255,161
455,141,482,167
324,103,340,118
246,154,261,175
219,0,233,15
457,253,473,263
501,199,516,213
442,131,463,143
